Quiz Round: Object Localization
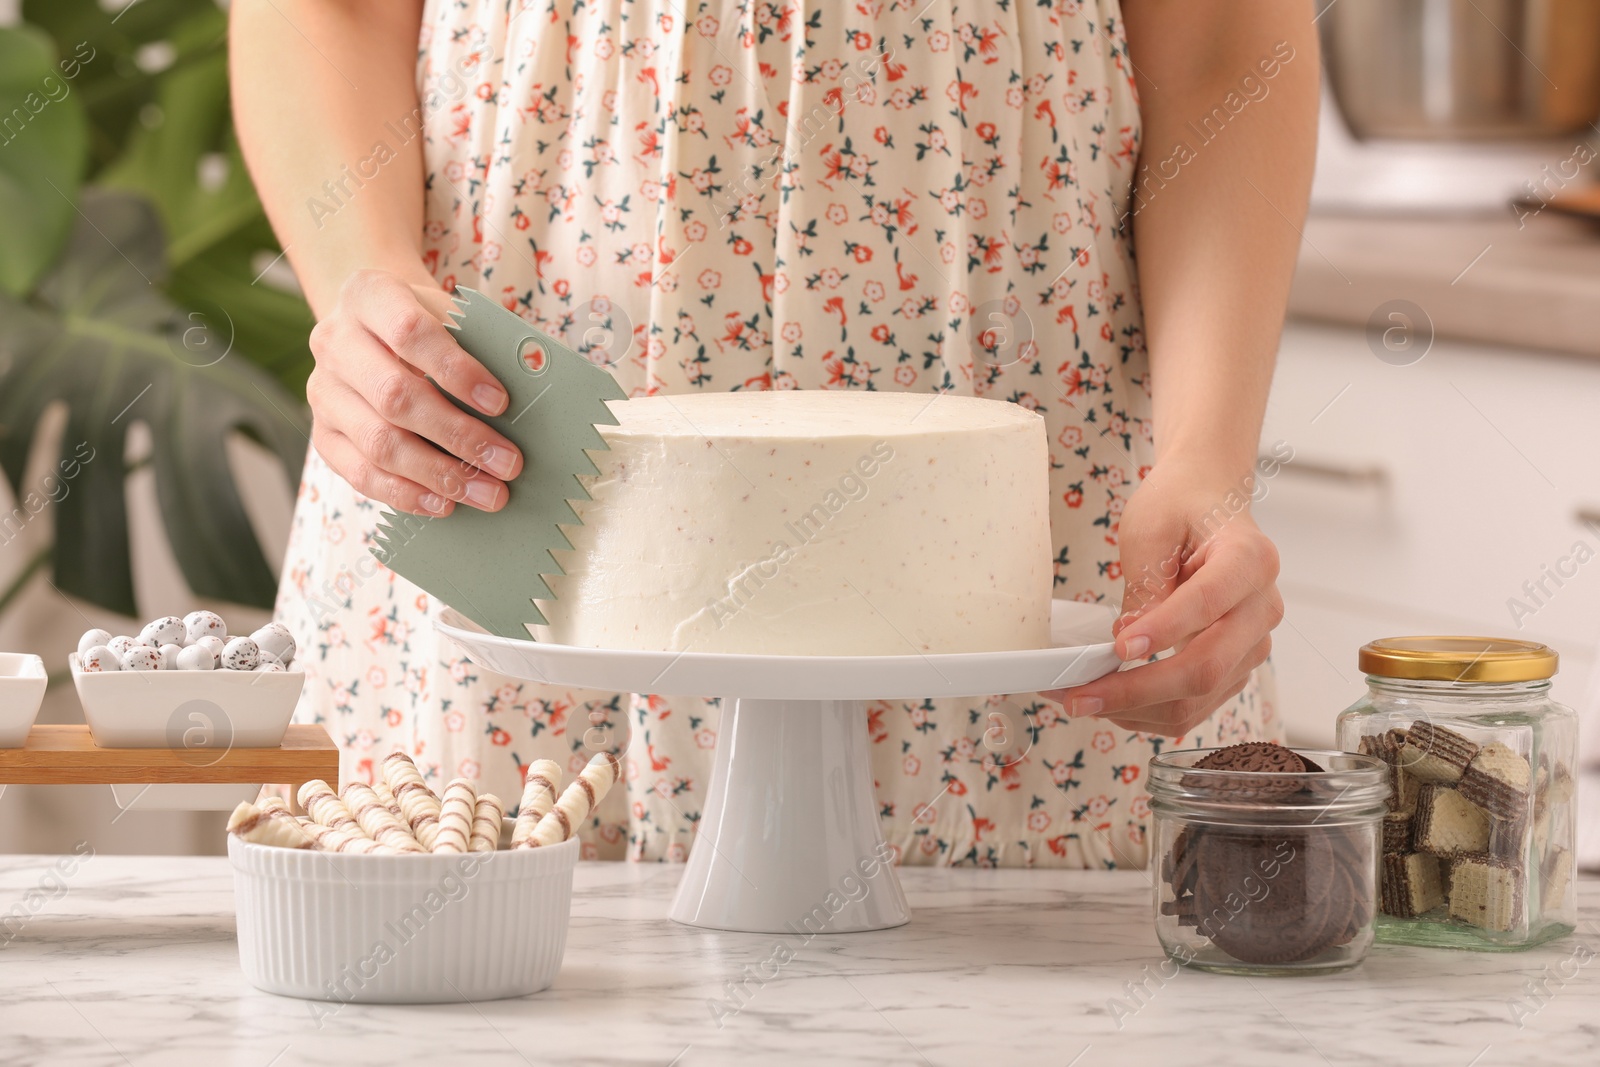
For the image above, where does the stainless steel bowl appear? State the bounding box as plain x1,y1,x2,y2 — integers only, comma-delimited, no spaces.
1320,0,1600,140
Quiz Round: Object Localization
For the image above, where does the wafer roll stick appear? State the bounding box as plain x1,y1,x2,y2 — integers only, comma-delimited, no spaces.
383,752,443,849
297,818,395,854
512,760,562,848
343,782,425,853
227,801,314,849
470,793,504,852
432,779,477,853
299,780,371,839
372,779,405,821
527,752,622,847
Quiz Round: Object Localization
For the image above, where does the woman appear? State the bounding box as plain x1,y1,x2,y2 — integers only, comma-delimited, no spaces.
232,0,1315,867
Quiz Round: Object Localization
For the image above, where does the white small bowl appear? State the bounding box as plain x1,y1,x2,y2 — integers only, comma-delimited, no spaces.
70,654,303,749
228,835,579,1003
0,653,46,747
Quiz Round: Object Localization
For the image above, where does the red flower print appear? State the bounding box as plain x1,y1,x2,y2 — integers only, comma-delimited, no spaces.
1064,489,1083,508
1091,730,1115,753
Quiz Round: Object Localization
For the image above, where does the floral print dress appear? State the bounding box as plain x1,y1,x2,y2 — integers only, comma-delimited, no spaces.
274,0,1280,868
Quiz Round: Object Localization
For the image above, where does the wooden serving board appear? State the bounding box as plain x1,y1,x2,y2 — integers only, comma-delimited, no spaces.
0,725,339,810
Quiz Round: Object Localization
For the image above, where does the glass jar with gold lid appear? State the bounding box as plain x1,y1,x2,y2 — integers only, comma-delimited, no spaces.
1336,636,1577,950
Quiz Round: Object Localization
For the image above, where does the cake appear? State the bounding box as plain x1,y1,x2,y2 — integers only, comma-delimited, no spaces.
535,391,1052,656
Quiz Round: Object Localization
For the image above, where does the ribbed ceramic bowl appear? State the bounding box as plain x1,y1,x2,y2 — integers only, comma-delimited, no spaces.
228,835,579,1003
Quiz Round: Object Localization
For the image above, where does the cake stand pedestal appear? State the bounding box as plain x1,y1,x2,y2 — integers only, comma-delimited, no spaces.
437,603,1119,933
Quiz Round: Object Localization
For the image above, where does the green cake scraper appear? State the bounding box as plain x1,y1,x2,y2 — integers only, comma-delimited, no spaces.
370,287,627,638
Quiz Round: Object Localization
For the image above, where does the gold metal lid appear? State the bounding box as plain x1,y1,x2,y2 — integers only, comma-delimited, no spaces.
1358,636,1558,683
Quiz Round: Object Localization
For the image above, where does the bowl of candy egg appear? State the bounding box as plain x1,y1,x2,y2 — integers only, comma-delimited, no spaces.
225,749,619,1003
69,612,304,810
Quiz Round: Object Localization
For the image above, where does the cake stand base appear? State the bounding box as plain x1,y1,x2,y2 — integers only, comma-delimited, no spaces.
670,697,908,933
435,601,1121,935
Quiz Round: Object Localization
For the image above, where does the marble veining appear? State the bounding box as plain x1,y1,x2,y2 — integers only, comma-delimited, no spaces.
0,856,1593,1066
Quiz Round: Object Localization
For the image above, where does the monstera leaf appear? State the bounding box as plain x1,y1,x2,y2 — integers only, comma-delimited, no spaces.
0,26,88,295
0,188,309,615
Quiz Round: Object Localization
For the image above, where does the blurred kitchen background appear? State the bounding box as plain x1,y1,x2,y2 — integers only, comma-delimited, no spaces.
0,0,1598,865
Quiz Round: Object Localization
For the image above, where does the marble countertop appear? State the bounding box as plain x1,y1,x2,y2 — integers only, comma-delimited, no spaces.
0,856,1594,1067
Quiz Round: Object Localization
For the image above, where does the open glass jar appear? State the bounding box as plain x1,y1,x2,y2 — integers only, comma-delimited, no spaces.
1149,749,1388,976
1336,637,1578,951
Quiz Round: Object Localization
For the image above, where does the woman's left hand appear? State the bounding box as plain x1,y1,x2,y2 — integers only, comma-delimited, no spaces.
1041,462,1284,737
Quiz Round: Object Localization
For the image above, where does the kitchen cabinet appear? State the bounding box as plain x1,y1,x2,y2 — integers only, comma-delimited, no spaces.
1257,322,1600,752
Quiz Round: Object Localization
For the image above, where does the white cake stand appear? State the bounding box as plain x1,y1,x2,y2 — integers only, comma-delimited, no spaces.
436,602,1120,934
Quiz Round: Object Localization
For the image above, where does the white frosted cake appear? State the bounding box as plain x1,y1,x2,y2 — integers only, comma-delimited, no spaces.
537,391,1051,656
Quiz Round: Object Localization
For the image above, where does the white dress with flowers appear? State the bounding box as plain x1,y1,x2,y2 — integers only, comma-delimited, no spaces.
273,0,1280,867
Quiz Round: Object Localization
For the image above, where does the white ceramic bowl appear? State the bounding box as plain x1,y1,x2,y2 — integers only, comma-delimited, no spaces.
0,653,46,748
69,654,303,749
229,836,579,1003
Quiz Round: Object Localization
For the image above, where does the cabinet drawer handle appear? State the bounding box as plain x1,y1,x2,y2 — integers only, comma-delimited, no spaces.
1267,456,1389,487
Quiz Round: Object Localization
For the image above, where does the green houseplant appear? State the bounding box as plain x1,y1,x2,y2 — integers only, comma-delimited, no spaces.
0,2,314,618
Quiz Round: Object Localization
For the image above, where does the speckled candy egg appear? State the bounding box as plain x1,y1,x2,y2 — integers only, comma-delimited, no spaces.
175,644,216,671
77,629,112,658
193,635,224,659
220,636,260,671
250,622,296,666
122,646,163,671
183,610,227,645
158,643,183,670
79,646,121,672
139,616,186,647
253,659,286,673
106,635,143,658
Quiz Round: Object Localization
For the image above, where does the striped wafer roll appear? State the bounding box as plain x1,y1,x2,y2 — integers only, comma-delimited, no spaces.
343,782,424,853
470,793,504,852
512,760,562,848
372,779,405,821
383,752,443,849
227,801,314,849
299,780,370,839
297,818,394,854
432,779,477,853
527,752,622,847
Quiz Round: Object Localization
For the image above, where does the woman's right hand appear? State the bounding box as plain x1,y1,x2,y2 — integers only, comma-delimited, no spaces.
306,270,524,516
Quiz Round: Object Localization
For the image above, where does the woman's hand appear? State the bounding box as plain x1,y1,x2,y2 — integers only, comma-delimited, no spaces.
1042,461,1284,737
306,270,524,516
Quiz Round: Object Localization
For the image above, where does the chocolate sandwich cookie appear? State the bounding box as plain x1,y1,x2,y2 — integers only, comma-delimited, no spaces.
1189,742,1309,801
1158,743,1377,968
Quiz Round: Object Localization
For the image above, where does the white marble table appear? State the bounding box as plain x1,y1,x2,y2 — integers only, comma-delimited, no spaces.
0,856,1594,1067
